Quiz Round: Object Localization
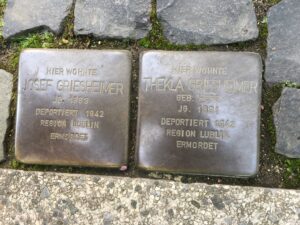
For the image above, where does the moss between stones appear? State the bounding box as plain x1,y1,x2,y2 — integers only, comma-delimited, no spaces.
138,0,207,51
263,81,300,189
1,0,300,189
269,0,282,4
0,0,6,45
275,83,300,188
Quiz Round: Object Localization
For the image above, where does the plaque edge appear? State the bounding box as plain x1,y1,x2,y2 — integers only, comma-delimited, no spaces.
15,49,132,169
135,50,263,178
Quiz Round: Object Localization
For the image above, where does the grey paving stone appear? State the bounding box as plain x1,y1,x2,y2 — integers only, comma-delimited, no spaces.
265,0,300,84
3,0,73,39
0,169,300,224
157,0,259,45
74,0,152,39
273,88,300,158
0,70,13,162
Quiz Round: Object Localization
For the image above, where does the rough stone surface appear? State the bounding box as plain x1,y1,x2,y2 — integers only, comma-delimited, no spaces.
157,0,259,45
265,0,300,84
74,0,152,39
273,88,300,158
3,0,73,39
0,70,13,162
0,169,300,225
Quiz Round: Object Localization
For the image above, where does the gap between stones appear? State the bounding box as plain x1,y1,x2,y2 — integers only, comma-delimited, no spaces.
0,0,299,189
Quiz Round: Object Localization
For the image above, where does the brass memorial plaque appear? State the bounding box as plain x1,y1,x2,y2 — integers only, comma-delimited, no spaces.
16,49,131,168
137,51,262,177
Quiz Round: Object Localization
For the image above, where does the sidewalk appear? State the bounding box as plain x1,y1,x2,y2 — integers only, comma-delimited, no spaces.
0,169,299,225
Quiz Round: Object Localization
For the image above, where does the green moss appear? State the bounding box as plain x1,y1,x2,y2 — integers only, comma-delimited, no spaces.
10,159,23,169
13,32,55,48
263,83,300,188
285,160,300,188
138,0,207,51
0,0,6,6
280,82,300,187
0,0,6,41
261,84,284,173
282,81,300,88
268,0,281,5
0,0,299,188
7,32,55,70
260,17,268,39
137,0,171,49
265,85,282,140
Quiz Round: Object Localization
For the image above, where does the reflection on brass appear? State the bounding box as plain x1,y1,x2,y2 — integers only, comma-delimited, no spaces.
15,49,131,168
137,51,262,177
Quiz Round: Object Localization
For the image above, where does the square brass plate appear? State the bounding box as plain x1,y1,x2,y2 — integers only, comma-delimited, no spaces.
137,51,262,177
16,49,131,168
